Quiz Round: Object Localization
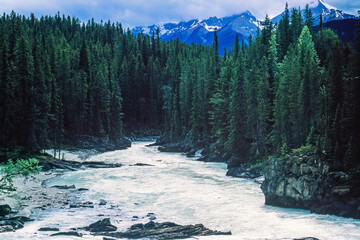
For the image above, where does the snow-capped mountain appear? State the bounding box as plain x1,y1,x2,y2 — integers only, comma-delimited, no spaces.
132,11,260,55
272,0,357,25
132,0,357,54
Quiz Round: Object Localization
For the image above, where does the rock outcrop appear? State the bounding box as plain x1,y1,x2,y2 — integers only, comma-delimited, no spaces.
0,216,34,233
86,218,117,232
41,159,122,171
96,220,231,239
261,150,360,219
0,205,11,217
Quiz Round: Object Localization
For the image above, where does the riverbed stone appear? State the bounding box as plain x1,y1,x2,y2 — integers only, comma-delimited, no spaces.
51,231,83,237
0,205,11,217
38,227,60,231
87,218,117,232
294,238,319,240
51,185,76,189
96,221,231,239
226,166,262,179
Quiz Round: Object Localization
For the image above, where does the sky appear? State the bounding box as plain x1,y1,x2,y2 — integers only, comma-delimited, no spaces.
0,0,358,28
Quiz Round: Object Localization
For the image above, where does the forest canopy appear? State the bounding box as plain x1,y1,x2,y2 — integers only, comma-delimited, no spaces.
0,7,359,171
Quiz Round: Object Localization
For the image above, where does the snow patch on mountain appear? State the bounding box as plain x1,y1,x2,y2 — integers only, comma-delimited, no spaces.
272,0,357,25
318,0,337,10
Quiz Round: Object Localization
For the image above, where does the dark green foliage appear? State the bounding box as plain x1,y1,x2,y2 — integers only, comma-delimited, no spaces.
158,5,360,172
0,7,359,172
0,158,42,195
277,3,291,60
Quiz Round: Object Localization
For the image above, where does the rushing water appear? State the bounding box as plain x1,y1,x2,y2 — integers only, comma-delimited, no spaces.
3,141,360,240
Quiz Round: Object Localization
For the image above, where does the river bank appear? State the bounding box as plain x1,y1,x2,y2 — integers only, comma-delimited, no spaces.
0,152,125,233
154,136,360,220
1,141,360,239
0,141,234,239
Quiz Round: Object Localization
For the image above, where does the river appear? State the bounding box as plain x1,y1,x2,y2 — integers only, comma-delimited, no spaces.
4,141,360,239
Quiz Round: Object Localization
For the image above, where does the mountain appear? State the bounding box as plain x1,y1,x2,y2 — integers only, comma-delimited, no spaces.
132,0,357,54
314,19,360,42
132,11,260,55
272,0,358,25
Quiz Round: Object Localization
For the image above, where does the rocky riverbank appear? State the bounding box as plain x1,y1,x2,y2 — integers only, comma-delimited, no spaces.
63,135,131,153
0,170,74,232
261,150,360,219
0,155,126,233
153,134,229,163
156,135,360,220
0,140,235,239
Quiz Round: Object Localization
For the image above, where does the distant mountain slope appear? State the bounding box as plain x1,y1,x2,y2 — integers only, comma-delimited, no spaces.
132,11,260,55
272,0,358,25
315,19,360,42
132,0,357,54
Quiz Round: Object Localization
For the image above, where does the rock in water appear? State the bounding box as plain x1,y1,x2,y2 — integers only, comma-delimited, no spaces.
51,185,76,189
38,227,60,231
50,231,83,237
87,218,117,232
294,238,319,240
96,221,231,239
226,166,262,179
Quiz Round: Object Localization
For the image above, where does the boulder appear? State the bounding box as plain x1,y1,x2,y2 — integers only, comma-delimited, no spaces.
96,221,231,239
50,231,83,237
51,185,75,189
261,151,360,219
0,205,11,217
226,166,262,179
294,238,319,240
0,225,14,233
0,219,24,230
38,227,60,231
87,218,117,232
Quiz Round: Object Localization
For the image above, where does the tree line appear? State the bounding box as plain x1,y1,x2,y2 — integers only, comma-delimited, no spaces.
0,6,359,172
0,11,201,152
162,5,360,172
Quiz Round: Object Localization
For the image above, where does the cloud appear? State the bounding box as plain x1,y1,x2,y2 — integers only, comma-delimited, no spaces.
0,0,357,27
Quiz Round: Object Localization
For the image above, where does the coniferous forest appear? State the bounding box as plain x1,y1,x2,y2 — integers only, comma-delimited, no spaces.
0,6,359,173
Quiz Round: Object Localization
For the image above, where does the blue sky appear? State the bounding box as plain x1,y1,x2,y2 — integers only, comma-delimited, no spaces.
0,0,357,28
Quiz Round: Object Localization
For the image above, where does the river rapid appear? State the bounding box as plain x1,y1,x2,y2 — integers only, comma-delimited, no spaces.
3,141,360,239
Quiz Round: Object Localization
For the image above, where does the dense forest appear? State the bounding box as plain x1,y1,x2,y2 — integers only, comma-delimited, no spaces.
0,6,359,172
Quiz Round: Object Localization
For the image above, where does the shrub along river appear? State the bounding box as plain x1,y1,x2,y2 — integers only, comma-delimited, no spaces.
3,141,360,239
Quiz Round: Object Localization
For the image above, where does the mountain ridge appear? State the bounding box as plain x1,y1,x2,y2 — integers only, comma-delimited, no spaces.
131,0,358,53
271,0,358,25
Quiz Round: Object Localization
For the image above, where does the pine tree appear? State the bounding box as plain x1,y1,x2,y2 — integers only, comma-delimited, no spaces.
13,30,37,151
290,8,303,45
273,47,301,149
277,3,290,60
226,52,249,166
296,26,322,145
210,57,232,152
304,4,314,35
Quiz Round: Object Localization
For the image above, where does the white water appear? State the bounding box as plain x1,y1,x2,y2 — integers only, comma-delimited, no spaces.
3,141,360,239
